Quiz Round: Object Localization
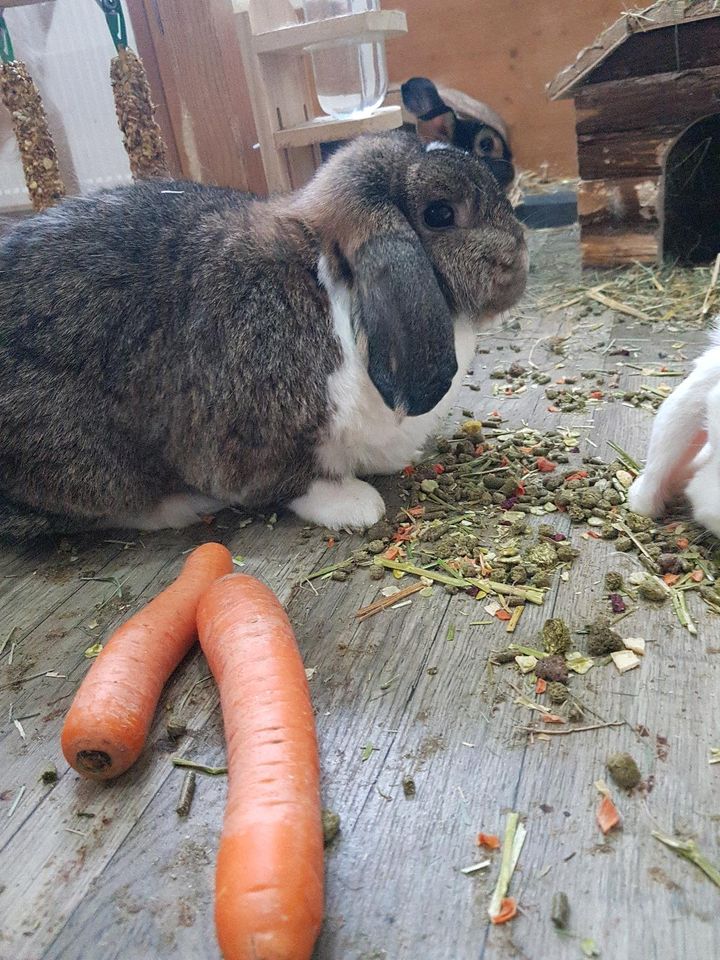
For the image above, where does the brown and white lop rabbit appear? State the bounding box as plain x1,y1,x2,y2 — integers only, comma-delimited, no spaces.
0,131,528,540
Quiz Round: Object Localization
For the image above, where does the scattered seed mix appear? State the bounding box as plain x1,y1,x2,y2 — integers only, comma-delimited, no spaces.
306,410,720,718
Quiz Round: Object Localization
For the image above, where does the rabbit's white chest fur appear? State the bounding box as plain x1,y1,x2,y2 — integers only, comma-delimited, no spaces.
317,257,476,478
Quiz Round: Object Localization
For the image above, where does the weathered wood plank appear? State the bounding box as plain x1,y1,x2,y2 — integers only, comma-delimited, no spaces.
578,176,660,231
575,65,720,136
484,322,718,960
0,521,328,960
0,545,189,852
580,229,659,268
577,129,674,181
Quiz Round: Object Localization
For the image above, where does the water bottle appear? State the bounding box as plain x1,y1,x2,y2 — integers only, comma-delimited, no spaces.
301,0,388,120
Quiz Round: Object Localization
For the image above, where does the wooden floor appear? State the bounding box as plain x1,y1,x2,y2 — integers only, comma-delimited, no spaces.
2,227,719,960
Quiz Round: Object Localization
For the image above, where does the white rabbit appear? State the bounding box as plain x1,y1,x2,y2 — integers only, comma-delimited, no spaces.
628,329,720,534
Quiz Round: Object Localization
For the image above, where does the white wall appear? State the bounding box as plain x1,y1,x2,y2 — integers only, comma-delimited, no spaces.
0,0,137,212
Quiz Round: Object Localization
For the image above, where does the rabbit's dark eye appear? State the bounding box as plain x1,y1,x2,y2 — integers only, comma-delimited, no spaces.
423,201,455,230
479,136,495,153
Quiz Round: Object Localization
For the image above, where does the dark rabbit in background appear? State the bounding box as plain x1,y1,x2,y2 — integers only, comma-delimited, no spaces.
401,77,515,191
0,131,527,541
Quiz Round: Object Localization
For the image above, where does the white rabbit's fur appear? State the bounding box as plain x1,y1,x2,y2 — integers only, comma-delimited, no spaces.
287,256,476,529
628,325,720,535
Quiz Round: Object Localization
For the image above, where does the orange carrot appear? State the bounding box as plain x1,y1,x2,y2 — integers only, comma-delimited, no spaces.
495,609,513,622
491,897,518,924
535,678,547,695
597,794,621,834
197,574,323,960
61,542,233,780
477,832,501,850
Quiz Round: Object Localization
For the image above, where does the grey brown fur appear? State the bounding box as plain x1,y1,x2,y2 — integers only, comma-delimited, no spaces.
0,131,526,540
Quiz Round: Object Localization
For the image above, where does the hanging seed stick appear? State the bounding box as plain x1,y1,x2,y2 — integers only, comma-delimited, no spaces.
0,18,65,212
101,1,168,179
110,47,169,179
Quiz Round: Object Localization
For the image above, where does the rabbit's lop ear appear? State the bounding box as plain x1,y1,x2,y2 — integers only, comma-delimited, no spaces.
352,222,457,418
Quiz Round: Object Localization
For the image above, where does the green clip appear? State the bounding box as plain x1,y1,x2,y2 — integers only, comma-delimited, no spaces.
100,0,128,52
0,15,15,64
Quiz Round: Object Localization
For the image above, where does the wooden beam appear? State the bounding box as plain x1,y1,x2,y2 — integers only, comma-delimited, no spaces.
580,227,659,268
576,128,675,180
575,64,720,136
133,0,266,194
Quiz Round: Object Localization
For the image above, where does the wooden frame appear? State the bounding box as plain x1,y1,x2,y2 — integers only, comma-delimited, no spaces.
235,0,407,193
128,0,267,194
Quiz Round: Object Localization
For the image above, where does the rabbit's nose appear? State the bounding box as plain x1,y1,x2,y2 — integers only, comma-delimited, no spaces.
499,240,529,274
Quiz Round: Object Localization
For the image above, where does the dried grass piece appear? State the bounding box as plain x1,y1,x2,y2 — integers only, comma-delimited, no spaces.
0,60,64,212
110,47,168,180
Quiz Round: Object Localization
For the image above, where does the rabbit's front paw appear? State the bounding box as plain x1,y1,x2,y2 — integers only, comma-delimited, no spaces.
686,462,720,538
626,474,664,518
289,477,385,531
120,493,226,531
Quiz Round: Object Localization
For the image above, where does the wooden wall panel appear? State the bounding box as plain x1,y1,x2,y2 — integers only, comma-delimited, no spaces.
129,0,267,194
